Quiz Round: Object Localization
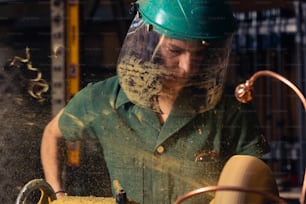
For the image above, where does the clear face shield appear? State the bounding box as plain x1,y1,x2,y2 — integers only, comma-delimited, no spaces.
117,16,233,115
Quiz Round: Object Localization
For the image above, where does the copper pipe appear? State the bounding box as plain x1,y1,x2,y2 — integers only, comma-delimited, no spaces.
174,186,287,204
235,70,306,109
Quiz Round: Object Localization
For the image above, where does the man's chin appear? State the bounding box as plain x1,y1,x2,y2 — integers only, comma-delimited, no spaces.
160,83,184,96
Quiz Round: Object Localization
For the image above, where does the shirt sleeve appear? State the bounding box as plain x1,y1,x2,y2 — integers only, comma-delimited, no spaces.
230,102,271,157
59,83,96,141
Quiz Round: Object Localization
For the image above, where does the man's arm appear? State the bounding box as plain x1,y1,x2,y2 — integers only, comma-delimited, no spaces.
40,109,66,197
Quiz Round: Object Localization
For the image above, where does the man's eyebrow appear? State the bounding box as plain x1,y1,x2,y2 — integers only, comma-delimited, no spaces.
167,43,183,50
167,42,206,52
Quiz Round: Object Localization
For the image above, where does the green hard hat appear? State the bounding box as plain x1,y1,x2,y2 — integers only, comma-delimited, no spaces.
136,0,238,40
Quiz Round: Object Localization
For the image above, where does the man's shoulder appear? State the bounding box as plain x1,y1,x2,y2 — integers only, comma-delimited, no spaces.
88,75,120,94
92,75,119,88
216,83,245,112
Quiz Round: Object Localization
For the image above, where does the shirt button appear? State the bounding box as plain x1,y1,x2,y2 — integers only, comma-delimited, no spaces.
156,145,164,154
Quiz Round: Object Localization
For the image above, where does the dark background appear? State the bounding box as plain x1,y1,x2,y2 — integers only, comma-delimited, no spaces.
0,0,305,203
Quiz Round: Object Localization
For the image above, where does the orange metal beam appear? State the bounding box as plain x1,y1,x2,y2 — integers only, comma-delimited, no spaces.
66,0,81,167
66,0,80,101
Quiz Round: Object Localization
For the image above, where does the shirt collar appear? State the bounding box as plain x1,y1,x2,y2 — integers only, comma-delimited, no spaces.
115,87,131,109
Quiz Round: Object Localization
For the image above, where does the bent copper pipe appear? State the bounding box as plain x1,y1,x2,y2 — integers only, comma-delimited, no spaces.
174,186,287,204
234,70,306,109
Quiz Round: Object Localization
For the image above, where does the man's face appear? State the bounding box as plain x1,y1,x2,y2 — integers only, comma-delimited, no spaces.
157,36,208,94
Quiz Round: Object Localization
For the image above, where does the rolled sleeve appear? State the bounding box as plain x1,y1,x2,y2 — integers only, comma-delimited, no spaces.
59,83,95,141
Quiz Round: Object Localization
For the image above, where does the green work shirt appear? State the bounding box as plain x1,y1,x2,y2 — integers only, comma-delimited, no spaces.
59,76,270,204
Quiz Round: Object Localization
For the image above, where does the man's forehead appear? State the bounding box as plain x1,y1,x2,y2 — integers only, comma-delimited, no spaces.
161,36,208,50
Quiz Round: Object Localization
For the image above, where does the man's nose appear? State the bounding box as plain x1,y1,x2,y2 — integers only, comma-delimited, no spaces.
178,52,193,74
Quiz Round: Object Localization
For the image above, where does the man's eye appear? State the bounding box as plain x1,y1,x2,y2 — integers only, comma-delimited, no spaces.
167,48,183,55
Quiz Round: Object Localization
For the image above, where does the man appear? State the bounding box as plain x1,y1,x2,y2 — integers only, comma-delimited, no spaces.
41,0,270,203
